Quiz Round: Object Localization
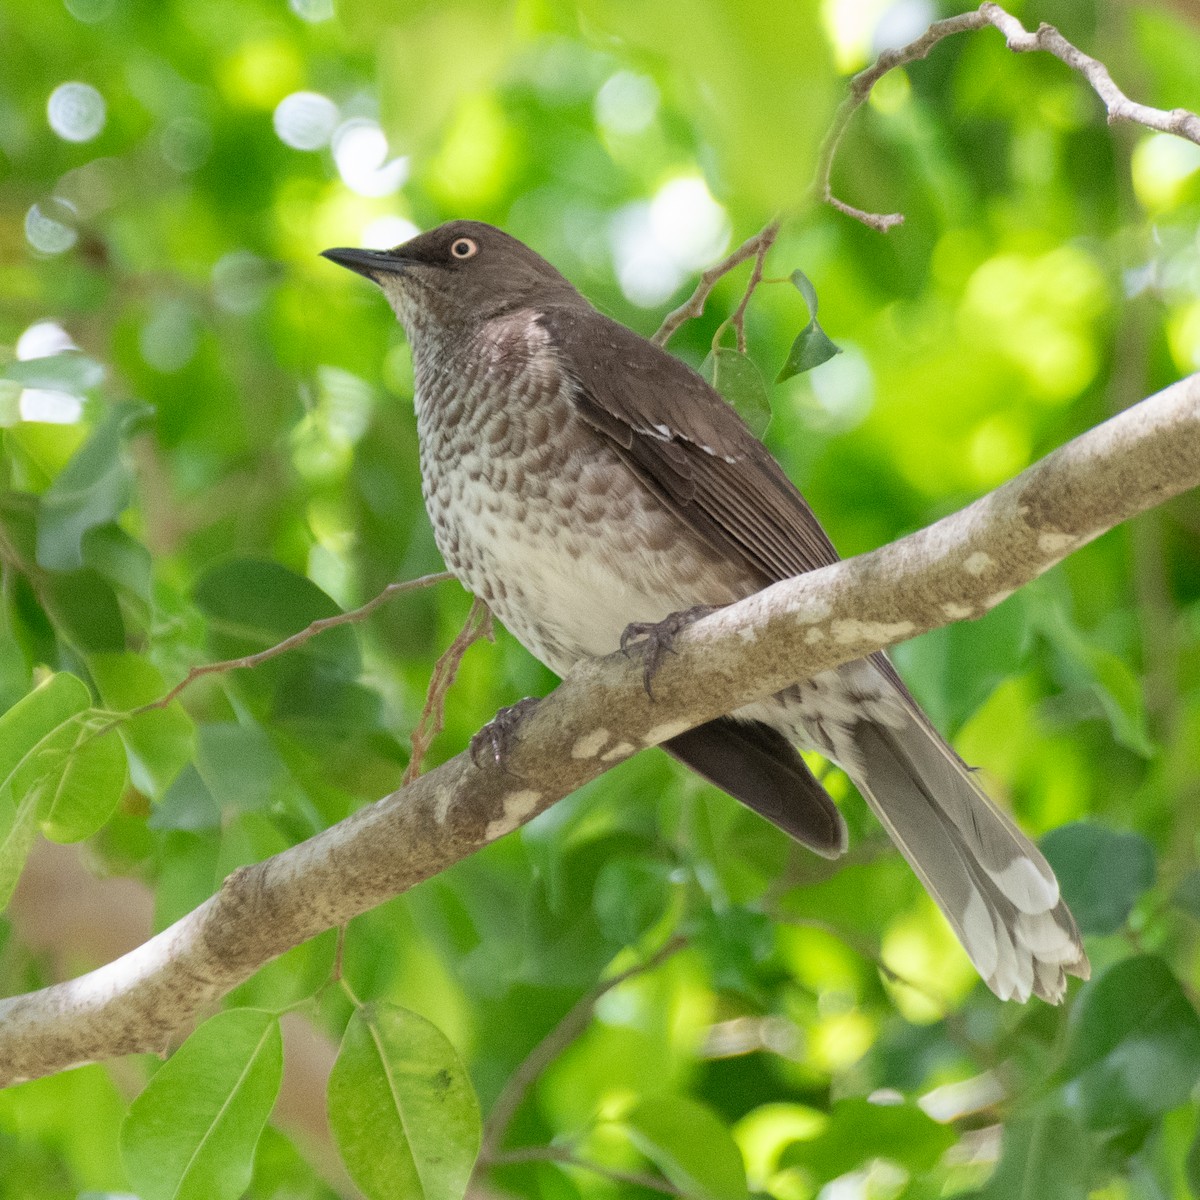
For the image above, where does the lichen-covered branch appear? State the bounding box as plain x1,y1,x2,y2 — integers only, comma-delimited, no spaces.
0,371,1195,1087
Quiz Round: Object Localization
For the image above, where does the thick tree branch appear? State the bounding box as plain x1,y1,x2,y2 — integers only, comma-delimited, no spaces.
0,372,1197,1086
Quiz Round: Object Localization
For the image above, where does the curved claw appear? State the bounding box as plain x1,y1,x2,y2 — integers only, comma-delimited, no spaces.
469,696,541,772
619,605,721,698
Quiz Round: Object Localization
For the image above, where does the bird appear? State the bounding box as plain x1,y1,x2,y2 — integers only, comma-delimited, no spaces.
322,220,1089,1004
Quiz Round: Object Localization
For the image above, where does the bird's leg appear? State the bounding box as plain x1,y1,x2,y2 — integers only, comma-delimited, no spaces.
620,604,722,698
469,696,541,772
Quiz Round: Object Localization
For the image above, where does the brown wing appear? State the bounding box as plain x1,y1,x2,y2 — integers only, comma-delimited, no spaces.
538,302,926,713
537,304,839,585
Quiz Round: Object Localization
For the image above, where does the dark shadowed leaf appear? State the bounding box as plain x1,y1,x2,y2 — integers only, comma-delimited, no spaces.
1058,955,1200,1129
972,1100,1092,1199
593,855,672,945
777,268,841,382
121,1008,282,1200
35,401,153,571
328,1002,480,1200
193,558,360,677
1040,823,1155,935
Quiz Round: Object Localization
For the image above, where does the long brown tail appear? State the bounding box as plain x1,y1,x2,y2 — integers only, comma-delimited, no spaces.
846,705,1089,1003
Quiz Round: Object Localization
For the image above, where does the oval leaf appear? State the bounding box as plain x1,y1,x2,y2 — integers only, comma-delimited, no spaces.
777,321,842,383
328,1002,481,1200
1040,823,1155,935
622,1095,750,1200
1059,955,1200,1129
710,348,772,437
121,1008,282,1200
0,673,92,907
39,718,127,843
36,401,153,572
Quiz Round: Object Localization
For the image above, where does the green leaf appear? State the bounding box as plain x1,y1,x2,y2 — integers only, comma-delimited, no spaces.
777,269,841,382
82,522,154,603
0,786,42,912
1039,823,1155,935
1,351,106,393
89,653,194,800
193,558,360,678
194,722,291,813
778,1097,956,1179
1033,605,1154,757
121,1008,282,1200
708,348,772,437
38,718,127,843
1059,955,1200,1130
328,1002,481,1200
974,1100,1092,1199
1171,867,1200,920
42,569,126,652
36,401,153,571
0,673,92,906
622,1095,750,1200
593,856,672,945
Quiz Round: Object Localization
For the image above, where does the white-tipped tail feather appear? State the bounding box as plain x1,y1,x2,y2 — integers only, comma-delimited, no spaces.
847,711,1089,1003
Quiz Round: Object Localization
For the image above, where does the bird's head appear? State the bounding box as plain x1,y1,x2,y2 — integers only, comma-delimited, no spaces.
322,220,580,336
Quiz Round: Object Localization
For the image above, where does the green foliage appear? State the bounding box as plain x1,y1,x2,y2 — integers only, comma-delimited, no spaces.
2,0,1200,1197
328,1002,481,1200
121,1009,283,1200
776,268,843,383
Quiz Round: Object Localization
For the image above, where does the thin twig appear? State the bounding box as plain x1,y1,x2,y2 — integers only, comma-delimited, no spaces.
477,936,686,1163
486,1145,685,1196
127,571,455,717
653,224,781,347
811,2,1200,232
403,596,493,785
730,221,780,353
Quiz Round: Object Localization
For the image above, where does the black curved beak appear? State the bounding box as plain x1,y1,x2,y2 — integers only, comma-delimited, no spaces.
320,247,409,279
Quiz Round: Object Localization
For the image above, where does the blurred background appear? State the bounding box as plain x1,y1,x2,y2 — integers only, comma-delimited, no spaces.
2,0,1200,1196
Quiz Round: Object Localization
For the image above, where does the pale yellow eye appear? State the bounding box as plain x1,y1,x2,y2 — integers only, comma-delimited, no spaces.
450,237,478,259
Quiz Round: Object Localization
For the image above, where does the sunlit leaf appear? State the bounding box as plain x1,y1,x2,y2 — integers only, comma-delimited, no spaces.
328,1002,481,1200
622,1095,750,1200
779,1097,956,1178
38,717,127,843
121,1009,282,1200
0,673,92,906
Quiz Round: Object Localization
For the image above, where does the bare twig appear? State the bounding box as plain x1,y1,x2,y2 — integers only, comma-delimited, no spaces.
477,936,686,1163
404,597,494,785
127,571,454,717
486,1145,685,1196
812,2,1200,232
653,222,781,347
729,222,780,354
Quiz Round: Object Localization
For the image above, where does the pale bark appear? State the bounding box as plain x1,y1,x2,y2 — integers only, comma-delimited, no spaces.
0,371,1196,1087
